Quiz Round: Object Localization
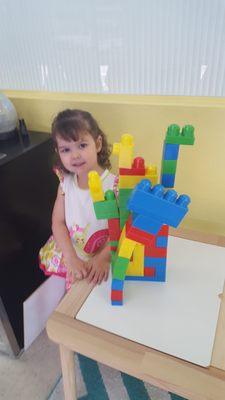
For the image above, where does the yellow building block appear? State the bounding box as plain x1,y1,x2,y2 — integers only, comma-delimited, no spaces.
145,165,158,185
119,175,144,189
126,259,134,275
126,243,144,276
88,171,105,202
118,237,137,259
117,225,126,252
113,134,134,168
118,165,158,189
126,244,144,276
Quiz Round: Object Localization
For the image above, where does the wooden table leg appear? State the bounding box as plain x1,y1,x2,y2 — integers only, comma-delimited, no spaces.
60,344,76,400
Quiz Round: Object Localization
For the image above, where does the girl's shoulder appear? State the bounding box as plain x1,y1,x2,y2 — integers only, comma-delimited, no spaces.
101,169,117,190
101,169,118,197
53,167,74,193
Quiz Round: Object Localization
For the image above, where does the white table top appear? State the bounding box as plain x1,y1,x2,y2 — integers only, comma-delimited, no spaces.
77,236,225,367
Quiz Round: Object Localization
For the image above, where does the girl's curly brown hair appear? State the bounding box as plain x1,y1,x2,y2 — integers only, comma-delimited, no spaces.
52,109,111,172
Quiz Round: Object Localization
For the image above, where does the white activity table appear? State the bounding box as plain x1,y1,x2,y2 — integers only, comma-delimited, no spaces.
47,229,225,400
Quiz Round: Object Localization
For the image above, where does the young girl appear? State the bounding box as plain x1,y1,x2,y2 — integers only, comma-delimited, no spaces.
39,109,116,289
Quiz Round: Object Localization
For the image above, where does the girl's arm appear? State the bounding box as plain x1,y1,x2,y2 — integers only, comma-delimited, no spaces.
52,185,87,280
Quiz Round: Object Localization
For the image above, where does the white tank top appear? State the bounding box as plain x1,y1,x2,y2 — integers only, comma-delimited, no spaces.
61,169,116,260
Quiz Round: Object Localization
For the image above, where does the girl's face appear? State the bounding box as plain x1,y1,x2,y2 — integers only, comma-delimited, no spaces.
56,131,102,176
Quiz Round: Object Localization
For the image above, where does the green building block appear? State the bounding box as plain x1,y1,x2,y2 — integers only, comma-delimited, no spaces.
118,188,132,208
111,251,117,266
112,256,130,280
93,190,119,219
162,159,177,174
119,208,130,229
165,124,195,145
109,240,119,248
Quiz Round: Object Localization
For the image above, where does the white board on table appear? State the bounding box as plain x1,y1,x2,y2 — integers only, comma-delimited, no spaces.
76,236,225,367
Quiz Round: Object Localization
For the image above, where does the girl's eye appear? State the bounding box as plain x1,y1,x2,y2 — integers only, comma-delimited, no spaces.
79,143,87,149
60,148,70,153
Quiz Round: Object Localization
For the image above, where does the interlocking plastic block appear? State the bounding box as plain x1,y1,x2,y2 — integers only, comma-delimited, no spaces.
118,237,137,259
109,240,119,247
93,190,119,219
119,208,130,229
163,142,180,160
154,265,166,281
119,165,158,189
88,171,105,201
125,215,155,246
165,124,195,145
144,256,167,268
144,245,167,257
157,225,169,236
119,208,130,219
111,290,123,302
144,267,155,277
108,218,121,241
119,157,146,176
132,214,162,235
111,251,117,265
145,165,158,185
161,174,175,188
112,301,123,305
126,243,144,276
113,134,134,168
162,160,177,174
127,180,191,230
156,236,168,247
112,256,130,280
118,189,133,208
131,214,168,237
110,246,118,252
125,275,158,281
119,174,147,189
111,279,124,291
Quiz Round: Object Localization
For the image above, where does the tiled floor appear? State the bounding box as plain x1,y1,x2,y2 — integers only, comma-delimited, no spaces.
0,330,61,400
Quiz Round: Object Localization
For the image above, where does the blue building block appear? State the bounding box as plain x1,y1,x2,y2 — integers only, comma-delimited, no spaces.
161,173,175,188
156,236,168,247
125,272,166,282
154,264,166,281
163,142,180,160
144,256,167,268
125,276,156,281
132,213,162,235
111,279,124,291
111,301,123,306
127,180,191,229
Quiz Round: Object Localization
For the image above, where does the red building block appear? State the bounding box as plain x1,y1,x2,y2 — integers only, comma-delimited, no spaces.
108,218,121,241
157,224,169,237
144,245,167,258
119,157,146,176
125,215,155,246
144,267,155,277
111,290,123,301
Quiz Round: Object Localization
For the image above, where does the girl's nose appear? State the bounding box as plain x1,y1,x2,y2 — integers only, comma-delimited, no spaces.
72,150,81,159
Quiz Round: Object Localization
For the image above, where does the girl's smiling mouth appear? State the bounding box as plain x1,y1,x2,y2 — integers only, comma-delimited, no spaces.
73,161,86,167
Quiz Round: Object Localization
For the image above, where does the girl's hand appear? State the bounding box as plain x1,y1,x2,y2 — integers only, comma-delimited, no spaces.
86,253,110,285
66,256,88,284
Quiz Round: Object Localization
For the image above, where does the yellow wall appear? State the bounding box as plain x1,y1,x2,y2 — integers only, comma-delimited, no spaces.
4,90,225,235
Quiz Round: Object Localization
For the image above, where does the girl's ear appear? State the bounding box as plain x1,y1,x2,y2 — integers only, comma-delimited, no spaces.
96,135,102,153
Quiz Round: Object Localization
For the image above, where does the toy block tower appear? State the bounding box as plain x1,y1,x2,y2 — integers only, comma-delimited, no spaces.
88,125,194,305
161,124,195,188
